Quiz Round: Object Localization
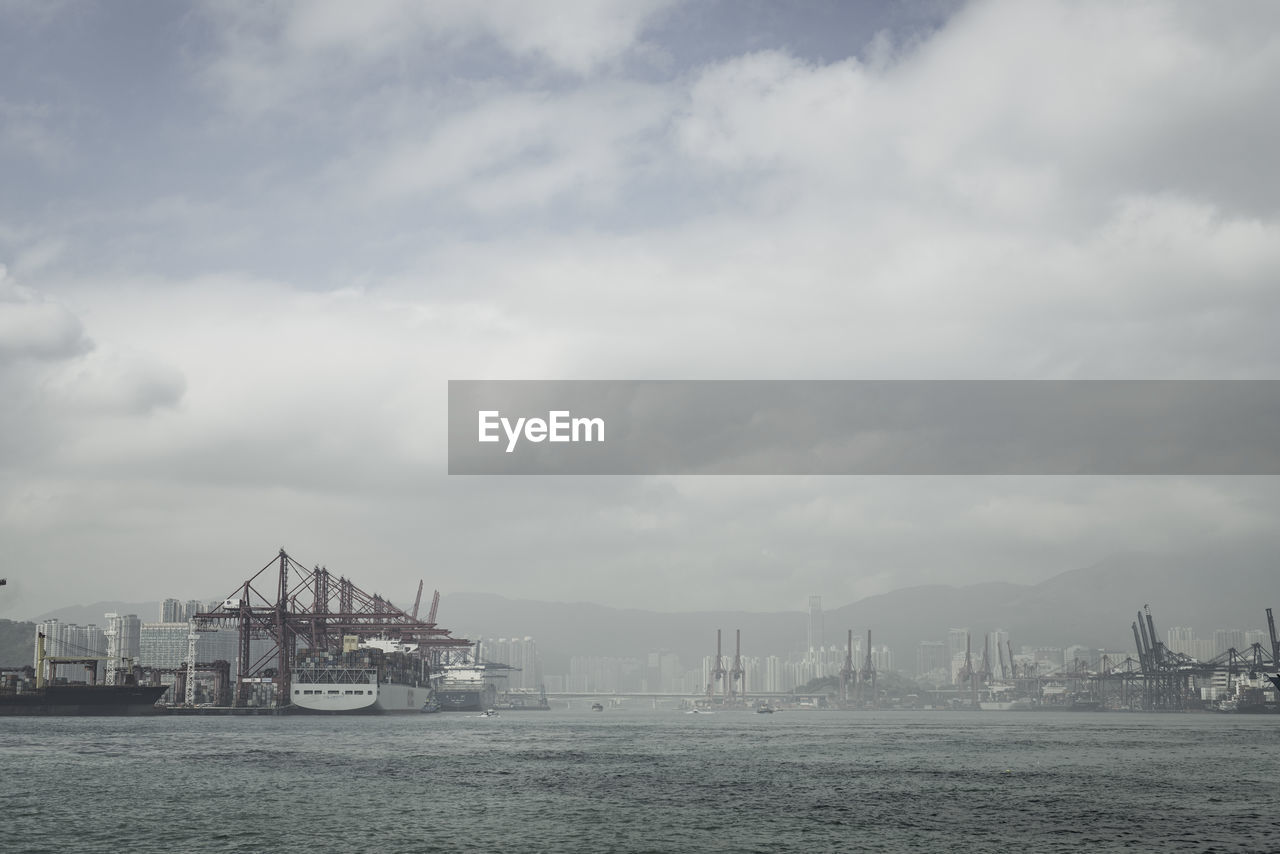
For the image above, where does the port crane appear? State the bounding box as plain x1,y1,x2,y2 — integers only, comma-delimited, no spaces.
411,581,424,620
193,549,470,708
858,629,876,708
729,629,744,703
839,629,854,705
708,629,726,704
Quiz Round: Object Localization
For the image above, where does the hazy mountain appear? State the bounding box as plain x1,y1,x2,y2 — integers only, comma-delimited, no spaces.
441,551,1279,671
22,551,1278,674
33,601,161,626
0,620,37,668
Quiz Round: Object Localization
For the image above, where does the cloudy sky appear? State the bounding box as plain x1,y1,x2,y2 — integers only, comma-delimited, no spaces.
2,0,1278,621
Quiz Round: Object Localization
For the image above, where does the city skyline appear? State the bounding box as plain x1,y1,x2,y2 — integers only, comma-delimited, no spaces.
23,588,1271,686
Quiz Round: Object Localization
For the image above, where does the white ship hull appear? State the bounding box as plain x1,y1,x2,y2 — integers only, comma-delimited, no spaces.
291,680,427,714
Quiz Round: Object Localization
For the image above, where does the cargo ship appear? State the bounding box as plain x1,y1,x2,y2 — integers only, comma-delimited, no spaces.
434,660,499,711
290,637,430,714
0,678,169,716
0,632,169,715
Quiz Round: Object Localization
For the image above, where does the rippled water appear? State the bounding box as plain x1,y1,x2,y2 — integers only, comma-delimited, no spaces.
2,709,1278,853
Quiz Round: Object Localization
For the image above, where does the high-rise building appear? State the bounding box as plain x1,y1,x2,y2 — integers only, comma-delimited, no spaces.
33,620,107,682
763,655,784,693
870,645,893,672
807,595,823,660
1166,626,1197,657
103,613,142,685
990,628,1011,680
916,641,949,678
1213,629,1246,657
480,636,542,691
139,623,239,674
1034,648,1064,670
569,656,642,693
139,623,190,669
1063,645,1090,668
160,599,183,623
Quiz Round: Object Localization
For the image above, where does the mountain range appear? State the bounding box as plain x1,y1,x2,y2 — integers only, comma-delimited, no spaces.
26,550,1277,673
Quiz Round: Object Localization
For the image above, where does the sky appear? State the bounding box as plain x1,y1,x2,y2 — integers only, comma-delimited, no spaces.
2,0,1279,621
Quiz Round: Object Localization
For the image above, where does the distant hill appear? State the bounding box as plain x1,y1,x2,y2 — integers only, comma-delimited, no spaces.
0,619,37,668
22,550,1278,674
32,601,160,626
439,550,1279,672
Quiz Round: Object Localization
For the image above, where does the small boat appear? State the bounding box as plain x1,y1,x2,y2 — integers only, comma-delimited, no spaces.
591,702,604,711
479,708,499,718
756,705,776,714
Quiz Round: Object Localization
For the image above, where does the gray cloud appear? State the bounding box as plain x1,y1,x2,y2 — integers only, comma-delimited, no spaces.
1,1,1278,619
0,267,91,363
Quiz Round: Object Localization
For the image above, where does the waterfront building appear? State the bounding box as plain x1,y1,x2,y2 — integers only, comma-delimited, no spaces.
479,636,542,691
871,645,893,673
1166,626,1197,657
990,629,1010,680
138,622,239,675
1213,628,1246,657
103,613,141,685
569,656,642,693
1034,647,1064,670
807,595,823,663
916,641,949,679
1064,645,1091,669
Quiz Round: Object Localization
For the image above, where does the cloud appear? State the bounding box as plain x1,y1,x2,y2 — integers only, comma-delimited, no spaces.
4,1,1280,618
53,350,186,417
200,0,678,114
367,83,671,211
0,265,91,363
676,1,1280,219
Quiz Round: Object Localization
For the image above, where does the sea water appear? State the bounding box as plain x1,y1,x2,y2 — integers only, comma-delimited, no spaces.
1,709,1277,853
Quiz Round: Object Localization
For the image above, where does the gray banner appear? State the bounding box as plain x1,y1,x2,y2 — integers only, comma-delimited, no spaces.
447,380,1280,475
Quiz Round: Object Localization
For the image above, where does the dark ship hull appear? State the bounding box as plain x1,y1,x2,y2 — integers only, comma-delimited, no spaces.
0,684,170,716
435,685,496,712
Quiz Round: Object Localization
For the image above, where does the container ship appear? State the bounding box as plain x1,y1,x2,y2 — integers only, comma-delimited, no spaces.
434,659,499,712
290,637,430,714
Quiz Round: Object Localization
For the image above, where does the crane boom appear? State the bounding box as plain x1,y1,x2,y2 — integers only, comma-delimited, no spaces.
1132,621,1148,672
411,580,424,620
427,590,440,624
1267,607,1279,663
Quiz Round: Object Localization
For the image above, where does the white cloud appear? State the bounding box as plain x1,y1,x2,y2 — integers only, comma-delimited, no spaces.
676,1,1280,221
0,266,91,363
